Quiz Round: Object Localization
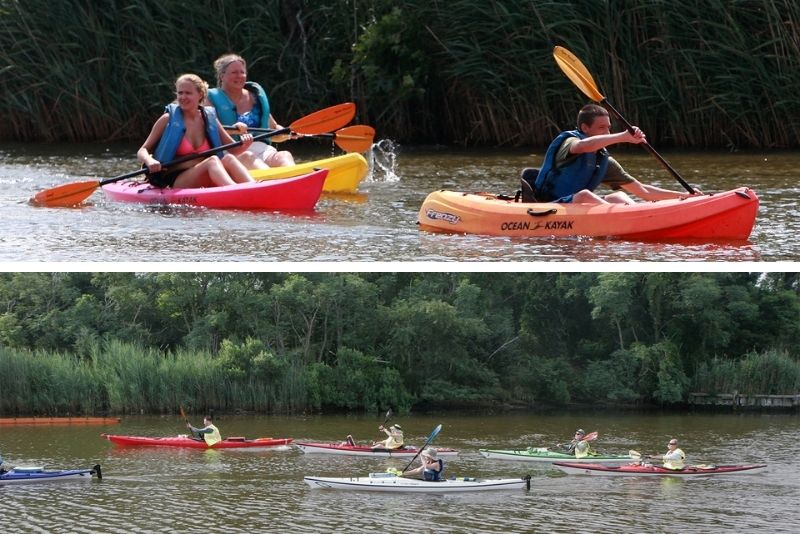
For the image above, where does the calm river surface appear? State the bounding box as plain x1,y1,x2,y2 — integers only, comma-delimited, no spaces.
1,412,797,533
1,142,799,262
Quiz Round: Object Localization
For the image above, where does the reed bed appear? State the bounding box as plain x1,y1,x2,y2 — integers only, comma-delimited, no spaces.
2,0,799,147
692,350,800,395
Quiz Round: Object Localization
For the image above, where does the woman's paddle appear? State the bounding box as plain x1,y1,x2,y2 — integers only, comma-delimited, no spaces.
225,124,375,153
382,409,393,427
552,46,695,194
401,424,442,474
32,102,356,208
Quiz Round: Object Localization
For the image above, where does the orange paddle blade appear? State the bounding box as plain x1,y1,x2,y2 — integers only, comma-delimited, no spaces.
553,46,605,102
31,180,100,207
290,102,355,135
333,125,375,153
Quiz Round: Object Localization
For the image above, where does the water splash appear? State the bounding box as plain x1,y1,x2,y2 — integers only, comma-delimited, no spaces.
367,139,400,183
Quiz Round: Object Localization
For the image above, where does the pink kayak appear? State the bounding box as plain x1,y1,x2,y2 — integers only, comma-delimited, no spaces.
553,461,767,477
102,433,292,449
295,442,459,457
101,169,327,210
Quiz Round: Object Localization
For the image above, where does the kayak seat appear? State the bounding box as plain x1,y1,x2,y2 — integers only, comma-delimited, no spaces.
518,168,539,203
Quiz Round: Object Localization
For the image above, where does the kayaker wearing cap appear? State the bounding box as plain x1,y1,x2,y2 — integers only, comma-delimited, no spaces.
655,438,686,470
372,424,404,450
187,415,222,447
563,429,592,458
403,448,444,481
519,104,702,204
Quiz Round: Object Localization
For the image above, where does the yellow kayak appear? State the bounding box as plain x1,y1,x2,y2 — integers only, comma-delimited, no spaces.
250,153,368,193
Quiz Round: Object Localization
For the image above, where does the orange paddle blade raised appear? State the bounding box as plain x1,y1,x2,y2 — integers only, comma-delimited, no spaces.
553,46,605,102
290,102,355,135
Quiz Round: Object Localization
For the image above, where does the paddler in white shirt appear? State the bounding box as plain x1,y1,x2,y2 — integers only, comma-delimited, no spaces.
371,424,404,450
656,438,686,470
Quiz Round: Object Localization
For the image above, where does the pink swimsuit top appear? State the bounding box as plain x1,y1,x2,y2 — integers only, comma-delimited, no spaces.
175,136,211,156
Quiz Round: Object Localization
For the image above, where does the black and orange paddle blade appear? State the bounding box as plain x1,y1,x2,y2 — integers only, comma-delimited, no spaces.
290,102,355,135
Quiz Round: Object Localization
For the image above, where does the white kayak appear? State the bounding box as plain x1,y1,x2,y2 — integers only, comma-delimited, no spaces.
304,473,530,493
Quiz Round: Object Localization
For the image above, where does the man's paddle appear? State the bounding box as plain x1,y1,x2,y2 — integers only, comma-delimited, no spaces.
552,46,695,194
401,424,442,474
32,103,356,208
225,124,375,153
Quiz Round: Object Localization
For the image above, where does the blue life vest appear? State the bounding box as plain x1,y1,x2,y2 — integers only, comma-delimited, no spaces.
423,459,444,481
153,103,224,164
534,130,609,202
208,82,271,134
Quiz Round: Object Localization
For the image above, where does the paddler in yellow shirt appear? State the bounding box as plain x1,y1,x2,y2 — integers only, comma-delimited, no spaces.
371,424,404,450
560,428,593,458
187,414,222,447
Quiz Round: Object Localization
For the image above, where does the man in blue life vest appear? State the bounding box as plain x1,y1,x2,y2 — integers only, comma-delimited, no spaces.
521,104,701,204
402,448,444,481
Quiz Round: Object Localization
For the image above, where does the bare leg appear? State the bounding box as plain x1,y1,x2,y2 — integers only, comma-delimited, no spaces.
237,150,270,171
173,156,237,188
572,189,609,204
604,191,636,205
221,153,256,183
263,145,296,167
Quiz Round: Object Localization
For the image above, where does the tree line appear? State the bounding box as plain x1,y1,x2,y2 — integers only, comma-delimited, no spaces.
2,0,799,148
0,272,798,416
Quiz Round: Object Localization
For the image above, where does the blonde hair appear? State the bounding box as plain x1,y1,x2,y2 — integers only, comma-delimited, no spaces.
213,54,246,87
175,73,209,103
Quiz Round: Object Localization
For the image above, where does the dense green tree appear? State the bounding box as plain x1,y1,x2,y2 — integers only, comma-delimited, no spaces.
0,272,798,415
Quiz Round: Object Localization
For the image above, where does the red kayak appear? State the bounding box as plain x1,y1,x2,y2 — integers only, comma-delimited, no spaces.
553,461,767,477
295,442,459,457
102,169,327,210
102,433,292,449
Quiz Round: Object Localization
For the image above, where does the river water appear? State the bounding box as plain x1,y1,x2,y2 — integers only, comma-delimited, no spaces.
1,142,799,262
1,412,797,533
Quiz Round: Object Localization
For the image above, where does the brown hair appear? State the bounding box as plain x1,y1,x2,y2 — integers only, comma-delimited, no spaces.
577,104,609,128
175,73,209,103
213,54,246,87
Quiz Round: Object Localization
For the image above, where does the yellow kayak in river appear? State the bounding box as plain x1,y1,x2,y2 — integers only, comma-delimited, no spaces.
250,153,368,193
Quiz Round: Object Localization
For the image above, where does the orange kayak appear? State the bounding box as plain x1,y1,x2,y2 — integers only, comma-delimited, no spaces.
418,187,758,240
0,417,121,425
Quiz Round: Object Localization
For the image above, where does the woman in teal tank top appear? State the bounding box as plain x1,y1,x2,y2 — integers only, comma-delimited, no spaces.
208,54,295,169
